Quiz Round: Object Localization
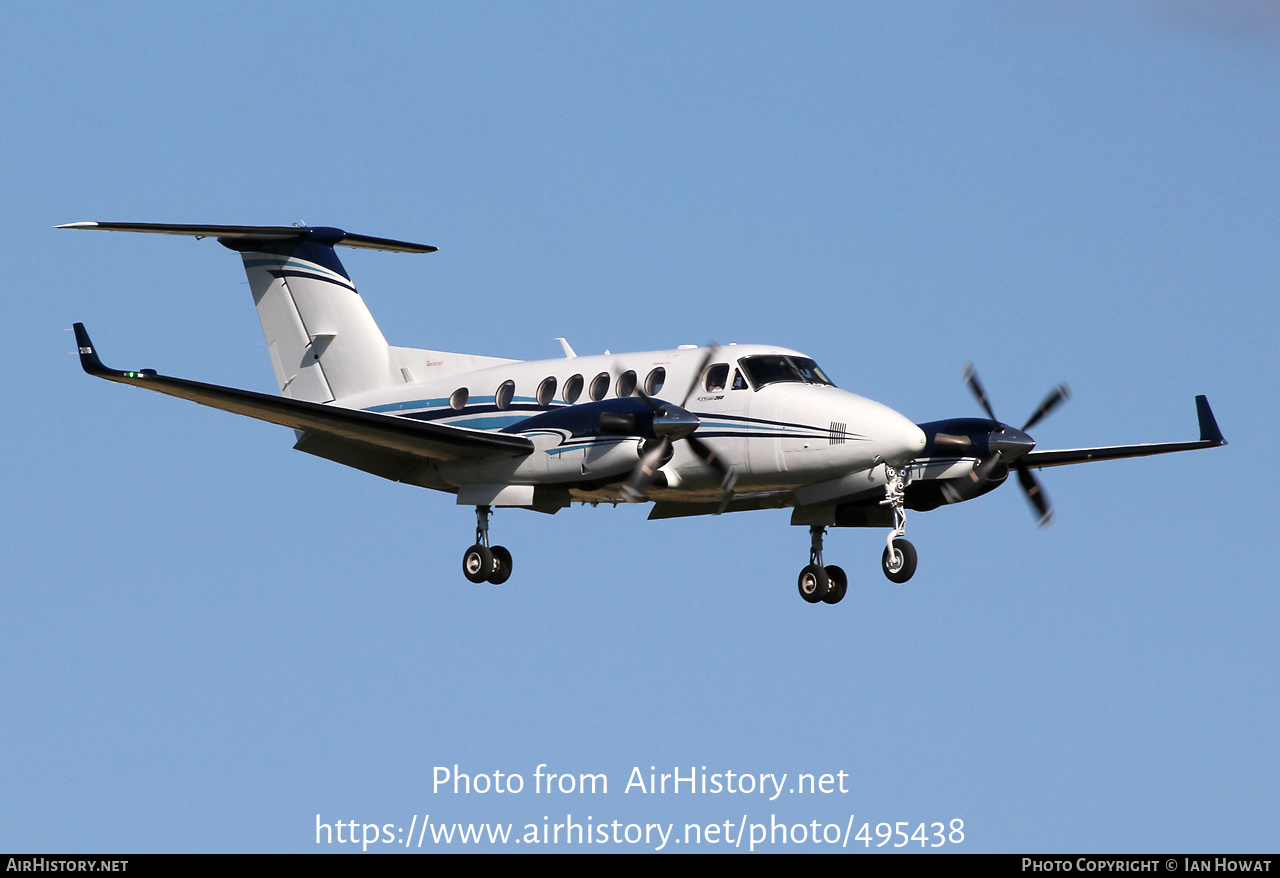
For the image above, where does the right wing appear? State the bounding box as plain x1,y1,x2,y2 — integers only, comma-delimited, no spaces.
72,323,532,463
1020,395,1225,468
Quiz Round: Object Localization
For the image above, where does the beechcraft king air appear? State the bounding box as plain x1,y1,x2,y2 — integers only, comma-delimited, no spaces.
63,221,1227,604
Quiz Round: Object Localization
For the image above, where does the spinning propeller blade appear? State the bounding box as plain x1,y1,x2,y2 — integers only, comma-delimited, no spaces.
962,362,998,421
623,436,673,503
962,363,1070,527
623,344,734,500
680,343,720,409
1022,383,1071,433
1015,464,1053,528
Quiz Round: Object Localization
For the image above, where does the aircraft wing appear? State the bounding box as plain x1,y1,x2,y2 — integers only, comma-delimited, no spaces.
1020,395,1225,469
72,323,532,463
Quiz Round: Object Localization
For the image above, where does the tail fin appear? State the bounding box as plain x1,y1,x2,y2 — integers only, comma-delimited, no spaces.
57,222,435,403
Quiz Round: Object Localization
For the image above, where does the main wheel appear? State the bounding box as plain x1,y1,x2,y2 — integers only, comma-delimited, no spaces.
822,565,848,604
463,544,494,583
881,538,917,583
797,564,830,603
488,545,513,585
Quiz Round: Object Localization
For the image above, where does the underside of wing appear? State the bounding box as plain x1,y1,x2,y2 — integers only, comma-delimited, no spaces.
73,323,532,464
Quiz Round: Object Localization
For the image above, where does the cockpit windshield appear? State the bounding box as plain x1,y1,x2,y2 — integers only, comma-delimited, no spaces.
738,355,836,390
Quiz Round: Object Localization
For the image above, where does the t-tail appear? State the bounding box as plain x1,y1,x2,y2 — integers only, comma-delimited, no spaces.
57,222,436,403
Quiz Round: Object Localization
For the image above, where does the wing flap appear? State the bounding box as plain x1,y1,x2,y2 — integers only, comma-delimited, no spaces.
73,323,531,463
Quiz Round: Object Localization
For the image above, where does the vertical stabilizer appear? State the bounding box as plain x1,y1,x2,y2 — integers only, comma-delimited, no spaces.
56,222,437,404
219,228,398,402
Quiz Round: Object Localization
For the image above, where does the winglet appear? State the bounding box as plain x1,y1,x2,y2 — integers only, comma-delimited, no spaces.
72,323,156,382
72,323,110,376
1195,395,1225,445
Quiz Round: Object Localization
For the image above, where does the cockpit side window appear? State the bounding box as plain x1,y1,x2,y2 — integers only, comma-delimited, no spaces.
731,369,748,390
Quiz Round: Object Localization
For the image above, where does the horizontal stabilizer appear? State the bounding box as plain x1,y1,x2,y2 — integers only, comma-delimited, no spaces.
56,221,436,254
72,323,529,463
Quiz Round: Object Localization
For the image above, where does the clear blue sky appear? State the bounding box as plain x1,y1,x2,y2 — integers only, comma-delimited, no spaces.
2,1,1276,853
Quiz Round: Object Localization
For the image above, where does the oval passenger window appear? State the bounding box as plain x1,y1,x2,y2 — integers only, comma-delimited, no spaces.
645,367,666,395
589,372,610,401
563,374,583,404
495,380,515,410
616,370,637,398
537,376,557,407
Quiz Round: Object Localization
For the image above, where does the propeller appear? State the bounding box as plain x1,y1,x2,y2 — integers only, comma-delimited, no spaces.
961,362,1070,528
622,344,735,501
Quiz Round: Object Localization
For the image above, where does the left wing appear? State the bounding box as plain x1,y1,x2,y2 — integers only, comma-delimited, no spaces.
72,323,533,463
1020,395,1225,468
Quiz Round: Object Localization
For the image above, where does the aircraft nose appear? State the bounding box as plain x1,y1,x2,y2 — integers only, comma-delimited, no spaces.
856,397,925,466
891,417,927,465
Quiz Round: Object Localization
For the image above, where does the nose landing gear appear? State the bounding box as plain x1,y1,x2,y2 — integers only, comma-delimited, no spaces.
794,464,919,603
462,505,514,585
880,464,917,583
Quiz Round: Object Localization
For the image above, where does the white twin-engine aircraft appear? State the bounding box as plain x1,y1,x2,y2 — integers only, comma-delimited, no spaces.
64,222,1226,604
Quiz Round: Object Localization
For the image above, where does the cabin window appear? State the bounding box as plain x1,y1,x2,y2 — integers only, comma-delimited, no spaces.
589,372,610,401
703,363,729,393
645,367,666,395
563,374,584,404
537,376,557,407
449,388,469,410
495,380,515,410
616,370,637,398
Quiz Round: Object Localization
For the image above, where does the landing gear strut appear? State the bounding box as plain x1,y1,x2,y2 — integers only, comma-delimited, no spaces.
798,525,847,605
880,464,917,583
462,505,514,585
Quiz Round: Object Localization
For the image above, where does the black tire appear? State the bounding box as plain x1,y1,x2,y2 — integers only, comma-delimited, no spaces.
822,565,848,604
881,538,918,583
797,564,830,603
463,544,494,583
488,545,513,585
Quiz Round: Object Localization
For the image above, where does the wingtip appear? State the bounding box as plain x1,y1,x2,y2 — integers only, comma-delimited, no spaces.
72,322,110,376
1194,395,1225,446
55,221,98,230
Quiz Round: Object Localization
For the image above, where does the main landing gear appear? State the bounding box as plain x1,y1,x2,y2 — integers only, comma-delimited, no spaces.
463,505,513,585
795,464,918,605
798,525,848,605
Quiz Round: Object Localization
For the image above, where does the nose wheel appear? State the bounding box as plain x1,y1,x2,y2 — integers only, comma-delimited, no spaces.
881,538,917,583
462,505,514,585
